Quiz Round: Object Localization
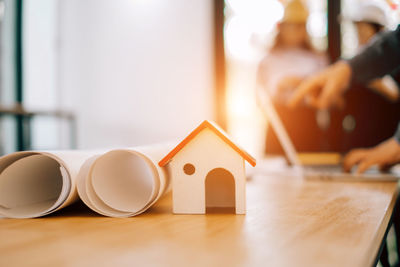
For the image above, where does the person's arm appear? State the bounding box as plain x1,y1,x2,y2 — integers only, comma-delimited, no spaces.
289,25,400,109
349,25,400,84
288,25,400,173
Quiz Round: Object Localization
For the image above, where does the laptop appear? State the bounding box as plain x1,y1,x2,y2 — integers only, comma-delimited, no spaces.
257,87,400,182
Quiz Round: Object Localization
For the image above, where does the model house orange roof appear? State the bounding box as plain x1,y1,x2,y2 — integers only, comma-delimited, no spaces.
158,120,256,167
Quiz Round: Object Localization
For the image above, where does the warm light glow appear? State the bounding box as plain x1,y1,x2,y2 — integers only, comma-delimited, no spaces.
225,16,257,61
225,60,266,157
227,92,253,119
228,0,284,34
224,0,285,156
226,0,284,24
224,0,284,60
306,11,327,38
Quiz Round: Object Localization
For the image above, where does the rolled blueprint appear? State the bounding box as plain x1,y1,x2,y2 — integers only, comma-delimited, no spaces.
0,151,103,218
76,144,171,217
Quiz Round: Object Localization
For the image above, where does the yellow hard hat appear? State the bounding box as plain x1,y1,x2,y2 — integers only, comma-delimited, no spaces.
282,0,309,23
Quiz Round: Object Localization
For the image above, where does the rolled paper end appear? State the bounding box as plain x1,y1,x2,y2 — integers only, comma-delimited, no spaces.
0,153,66,218
88,150,158,216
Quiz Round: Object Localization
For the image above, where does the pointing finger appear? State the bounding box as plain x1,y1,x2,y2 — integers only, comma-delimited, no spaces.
317,80,340,110
288,76,323,108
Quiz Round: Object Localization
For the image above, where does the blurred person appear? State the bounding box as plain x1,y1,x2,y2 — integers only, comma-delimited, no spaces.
289,25,400,174
257,0,327,102
350,0,399,101
257,0,329,155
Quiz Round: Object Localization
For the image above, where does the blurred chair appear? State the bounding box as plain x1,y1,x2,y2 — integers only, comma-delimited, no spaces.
0,104,76,153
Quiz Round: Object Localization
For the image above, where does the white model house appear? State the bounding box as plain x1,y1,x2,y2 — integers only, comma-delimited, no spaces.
158,120,256,214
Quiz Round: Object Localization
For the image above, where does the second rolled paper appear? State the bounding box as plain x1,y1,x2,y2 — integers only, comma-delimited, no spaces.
76,144,171,217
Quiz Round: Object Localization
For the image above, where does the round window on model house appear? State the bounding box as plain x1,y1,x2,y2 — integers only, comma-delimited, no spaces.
183,163,195,175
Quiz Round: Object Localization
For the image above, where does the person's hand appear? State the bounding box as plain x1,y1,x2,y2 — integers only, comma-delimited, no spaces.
342,137,400,174
289,61,352,109
368,78,399,102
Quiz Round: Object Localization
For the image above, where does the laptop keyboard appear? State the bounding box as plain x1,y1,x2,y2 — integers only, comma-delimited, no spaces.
303,165,400,181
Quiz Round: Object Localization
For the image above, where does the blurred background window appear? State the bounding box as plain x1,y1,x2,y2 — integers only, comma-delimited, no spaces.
0,0,215,156
0,0,20,155
0,0,76,155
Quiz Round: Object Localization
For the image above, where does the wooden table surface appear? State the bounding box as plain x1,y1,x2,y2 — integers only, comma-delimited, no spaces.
0,174,398,267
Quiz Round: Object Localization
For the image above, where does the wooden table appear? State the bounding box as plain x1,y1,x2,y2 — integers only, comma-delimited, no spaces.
0,174,398,267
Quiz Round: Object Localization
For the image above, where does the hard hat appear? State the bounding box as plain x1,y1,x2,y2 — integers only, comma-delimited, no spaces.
282,0,309,24
350,0,389,26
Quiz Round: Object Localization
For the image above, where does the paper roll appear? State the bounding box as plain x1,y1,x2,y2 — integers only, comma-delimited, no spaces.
0,151,103,218
76,144,171,217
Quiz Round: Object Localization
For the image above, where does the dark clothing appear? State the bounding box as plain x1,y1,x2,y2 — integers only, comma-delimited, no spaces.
347,25,400,142
349,25,400,84
395,123,400,143
390,66,400,88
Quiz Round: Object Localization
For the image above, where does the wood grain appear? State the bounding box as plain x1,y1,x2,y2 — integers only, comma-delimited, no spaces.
0,174,397,267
